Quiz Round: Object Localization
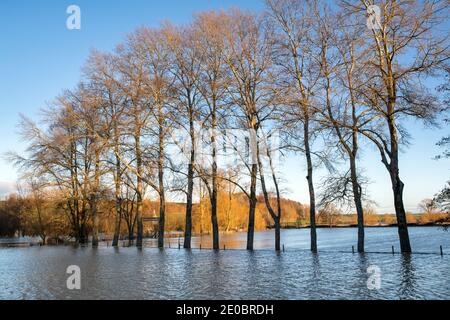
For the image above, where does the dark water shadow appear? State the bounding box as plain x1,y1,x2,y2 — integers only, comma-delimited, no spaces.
398,254,418,299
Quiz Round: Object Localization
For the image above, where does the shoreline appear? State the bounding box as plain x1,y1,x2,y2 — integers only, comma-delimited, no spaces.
277,222,450,230
1,224,448,248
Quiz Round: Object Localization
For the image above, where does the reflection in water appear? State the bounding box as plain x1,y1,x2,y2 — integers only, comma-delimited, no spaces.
142,227,450,253
0,228,449,300
311,253,321,283
307,253,323,300
208,251,225,299
245,252,262,299
0,247,448,300
398,254,418,299
354,254,372,298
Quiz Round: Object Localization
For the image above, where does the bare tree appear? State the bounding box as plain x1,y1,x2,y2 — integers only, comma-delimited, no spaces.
10,92,95,244
418,198,438,214
114,36,154,248
138,27,175,248
312,5,371,252
223,10,274,250
266,0,321,252
83,51,128,247
192,11,232,250
342,0,449,252
164,24,205,249
256,130,283,251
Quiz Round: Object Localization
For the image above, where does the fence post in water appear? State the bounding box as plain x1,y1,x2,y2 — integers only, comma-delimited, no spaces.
283,244,285,252
352,246,355,254
440,245,443,256
392,246,395,254
223,245,226,250
200,244,202,250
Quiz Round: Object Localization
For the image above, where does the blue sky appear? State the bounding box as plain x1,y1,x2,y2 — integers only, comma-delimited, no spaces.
0,0,448,213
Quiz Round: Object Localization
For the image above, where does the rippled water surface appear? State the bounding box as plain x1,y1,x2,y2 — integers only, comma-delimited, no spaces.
0,227,449,300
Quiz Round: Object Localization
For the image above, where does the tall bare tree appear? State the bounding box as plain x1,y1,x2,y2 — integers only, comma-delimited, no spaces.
164,23,205,249
266,0,321,252
343,0,449,252
224,10,274,250
193,11,232,250
138,27,175,248
313,5,371,252
114,36,154,248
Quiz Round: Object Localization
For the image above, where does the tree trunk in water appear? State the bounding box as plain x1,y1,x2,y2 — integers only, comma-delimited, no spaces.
136,193,143,248
112,135,122,247
158,193,165,248
72,216,79,244
128,228,134,246
211,112,219,250
91,147,101,247
391,170,412,253
184,163,194,249
158,160,165,248
246,163,258,251
388,111,412,253
304,119,317,252
211,192,219,250
79,224,88,245
350,156,365,253
112,200,121,248
256,138,282,251
135,128,143,248
274,219,281,251
158,118,166,249
184,107,195,249
91,195,99,247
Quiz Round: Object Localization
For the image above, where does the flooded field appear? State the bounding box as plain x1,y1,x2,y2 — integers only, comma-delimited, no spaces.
0,227,449,300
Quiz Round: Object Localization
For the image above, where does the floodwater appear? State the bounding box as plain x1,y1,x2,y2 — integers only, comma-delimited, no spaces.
0,227,449,300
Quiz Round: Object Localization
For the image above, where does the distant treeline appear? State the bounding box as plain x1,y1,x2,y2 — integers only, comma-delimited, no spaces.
0,192,306,240
1,192,448,243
